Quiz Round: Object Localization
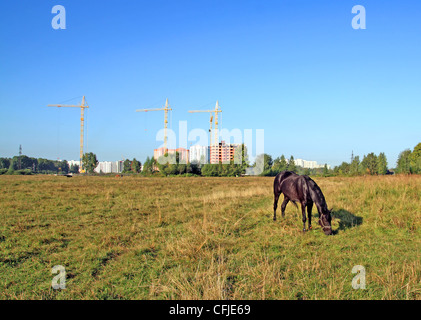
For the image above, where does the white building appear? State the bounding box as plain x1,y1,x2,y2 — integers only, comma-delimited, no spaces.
94,161,124,174
292,159,330,170
189,145,209,164
68,160,81,167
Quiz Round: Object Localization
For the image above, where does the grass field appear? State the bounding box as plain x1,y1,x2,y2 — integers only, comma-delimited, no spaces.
0,175,420,300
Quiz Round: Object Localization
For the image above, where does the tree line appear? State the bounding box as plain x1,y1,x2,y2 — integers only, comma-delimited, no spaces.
0,156,79,175
135,144,249,177
1,142,420,177
258,152,389,177
395,143,421,174
332,143,421,176
0,152,98,175
250,142,421,177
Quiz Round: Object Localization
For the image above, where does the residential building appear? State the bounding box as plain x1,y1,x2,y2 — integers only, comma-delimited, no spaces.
94,161,124,174
68,160,81,168
153,147,190,164
209,141,241,164
287,158,331,170
189,145,209,164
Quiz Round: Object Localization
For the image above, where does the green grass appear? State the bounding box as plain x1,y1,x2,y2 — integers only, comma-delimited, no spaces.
0,175,420,299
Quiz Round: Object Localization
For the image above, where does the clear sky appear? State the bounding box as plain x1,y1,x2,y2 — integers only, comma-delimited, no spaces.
0,0,420,167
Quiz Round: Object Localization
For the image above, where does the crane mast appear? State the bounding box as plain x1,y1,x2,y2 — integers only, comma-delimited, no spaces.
47,96,89,172
188,100,222,147
136,98,172,152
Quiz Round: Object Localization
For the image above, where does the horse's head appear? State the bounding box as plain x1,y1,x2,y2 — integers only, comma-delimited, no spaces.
319,210,333,235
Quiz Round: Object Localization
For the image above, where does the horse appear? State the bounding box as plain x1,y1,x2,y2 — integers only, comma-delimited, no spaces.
273,171,333,235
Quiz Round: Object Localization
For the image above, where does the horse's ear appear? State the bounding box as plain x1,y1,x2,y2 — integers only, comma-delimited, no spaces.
329,207,334,213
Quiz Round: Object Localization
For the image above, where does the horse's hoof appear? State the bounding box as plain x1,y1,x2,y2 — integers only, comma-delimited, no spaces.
303,229,306,232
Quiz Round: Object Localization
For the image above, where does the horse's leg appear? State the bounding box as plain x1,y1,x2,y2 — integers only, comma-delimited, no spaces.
307,202,313,230
301,203,307,232
281,197,289,218
273,192,280,221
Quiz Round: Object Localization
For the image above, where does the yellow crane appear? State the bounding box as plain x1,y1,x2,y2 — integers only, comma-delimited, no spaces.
188,100,222,147
136,98,172,152
47,96,89,173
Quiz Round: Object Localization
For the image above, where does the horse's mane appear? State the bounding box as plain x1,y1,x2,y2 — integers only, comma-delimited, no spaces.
305,176,328,213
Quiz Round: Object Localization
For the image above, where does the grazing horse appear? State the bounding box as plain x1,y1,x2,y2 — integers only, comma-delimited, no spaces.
273,171,333,235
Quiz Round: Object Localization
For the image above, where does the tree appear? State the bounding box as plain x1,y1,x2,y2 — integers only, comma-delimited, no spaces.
37,158,57,173
288,155,297,172
123,159,132,173
233,144,249,174
396,149,412,174
201,164,218,177
254,153,273,176
0,158,10,169
350,156,361,176
335,162,350,176
323,164,329,177
259,153,272,174
409,143,421,174
361,153,378,175
272,155,288,173
142,156,154,174
82,152,98,174
60,160,69,174
377,152,388,175
131,158,141,173
69,163,79,174
178,164,187,175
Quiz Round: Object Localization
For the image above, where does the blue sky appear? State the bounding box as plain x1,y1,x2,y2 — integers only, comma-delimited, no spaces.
0,0,420,167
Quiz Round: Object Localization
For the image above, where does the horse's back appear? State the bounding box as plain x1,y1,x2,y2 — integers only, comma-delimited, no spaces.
274,171,300,194
274,171,298,184
274,172,314,202
274,171,292,193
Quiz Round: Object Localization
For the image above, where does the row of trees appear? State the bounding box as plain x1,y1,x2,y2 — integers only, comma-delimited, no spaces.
256,152,389,177
0,156,79,175
332,143,421,176
122,158,142,174
142,144,249,177
0,152,100,175
2,142,420,177
333,152,388,176
255,154,303,176
201,144,249,177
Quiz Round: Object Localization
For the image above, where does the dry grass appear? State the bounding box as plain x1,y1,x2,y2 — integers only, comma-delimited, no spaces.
0,175,420,300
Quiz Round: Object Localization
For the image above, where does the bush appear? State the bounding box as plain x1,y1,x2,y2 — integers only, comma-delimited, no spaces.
14,169,33,175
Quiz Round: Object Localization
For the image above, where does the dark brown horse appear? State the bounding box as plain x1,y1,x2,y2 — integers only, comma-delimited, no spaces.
273,171,333,235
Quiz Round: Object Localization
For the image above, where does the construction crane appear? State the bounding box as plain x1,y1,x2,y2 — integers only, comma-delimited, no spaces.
136,98,172,152
47,96,89,172
188,100,222,147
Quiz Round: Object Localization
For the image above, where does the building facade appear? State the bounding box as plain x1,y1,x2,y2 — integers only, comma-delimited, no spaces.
209,141,241,164
153,147,190,164
94,161,124,174
292,159,330,170
189,145,209,164
68,160,81,168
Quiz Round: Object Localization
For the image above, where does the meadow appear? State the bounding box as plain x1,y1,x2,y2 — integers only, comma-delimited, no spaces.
0,175,420,300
